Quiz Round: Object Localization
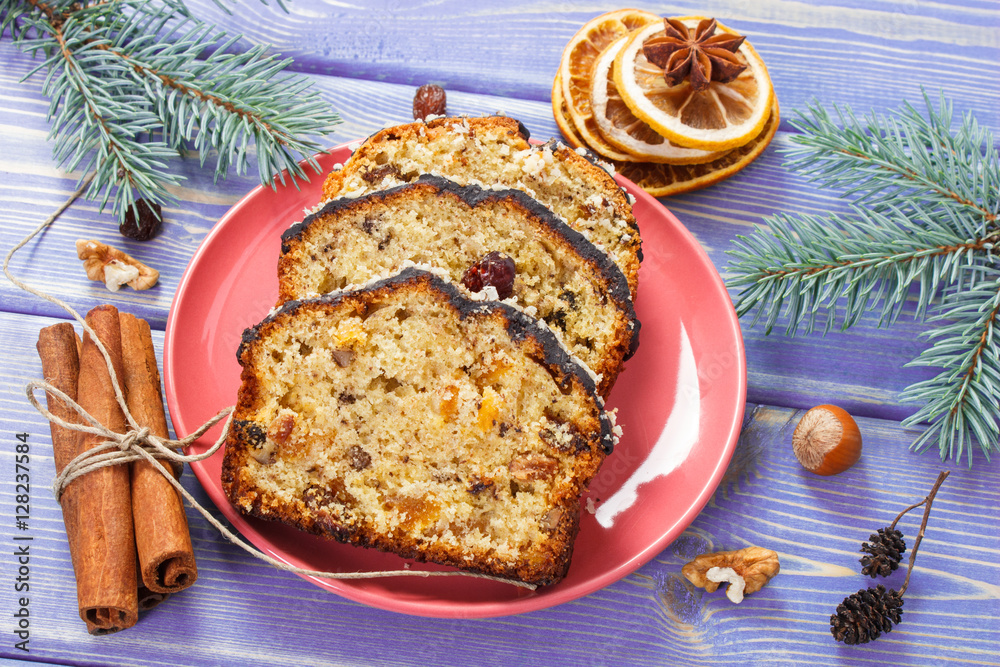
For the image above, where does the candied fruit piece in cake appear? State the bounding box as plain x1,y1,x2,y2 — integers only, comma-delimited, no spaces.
221,268,616,586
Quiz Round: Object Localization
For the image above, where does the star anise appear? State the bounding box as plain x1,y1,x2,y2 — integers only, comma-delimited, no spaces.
642,18,747,92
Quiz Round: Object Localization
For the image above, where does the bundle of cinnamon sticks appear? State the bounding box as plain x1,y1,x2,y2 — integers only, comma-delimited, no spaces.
36,304,197,634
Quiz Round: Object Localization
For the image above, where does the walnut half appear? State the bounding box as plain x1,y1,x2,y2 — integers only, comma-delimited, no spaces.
76,239,159,291
682,546,780,604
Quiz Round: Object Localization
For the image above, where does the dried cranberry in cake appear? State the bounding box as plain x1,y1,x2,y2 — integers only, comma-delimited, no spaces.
462,251,516,299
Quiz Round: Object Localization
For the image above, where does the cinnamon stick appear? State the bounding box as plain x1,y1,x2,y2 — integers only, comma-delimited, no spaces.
65,305,138,633
137,585,170,612
38,324,119,636
119,312,198,593
136,558,171,611
36,323,81,473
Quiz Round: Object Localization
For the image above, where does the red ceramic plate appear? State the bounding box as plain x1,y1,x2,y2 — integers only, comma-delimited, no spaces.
164,143,745,618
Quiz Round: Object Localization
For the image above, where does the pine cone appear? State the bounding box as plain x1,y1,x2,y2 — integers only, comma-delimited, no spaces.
830,584,904,645
860,527,906,577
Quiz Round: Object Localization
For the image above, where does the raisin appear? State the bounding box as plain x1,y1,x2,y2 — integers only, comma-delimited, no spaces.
347,445,371,470
361,163,402,184
119,198,162,241
412,84,447,120
462,251,516,300
467,476,495,496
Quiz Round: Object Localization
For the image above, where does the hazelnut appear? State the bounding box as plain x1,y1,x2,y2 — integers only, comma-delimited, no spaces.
682,546,780,603
508,453,558,481
792,404,862,475
542,508,563,530
76,239,159,291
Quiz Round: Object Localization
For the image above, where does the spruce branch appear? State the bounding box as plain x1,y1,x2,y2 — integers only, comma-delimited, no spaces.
900,267,1000,464
1,0,341,223
783,92,999,225
726,93,1000,465
727,204,997,335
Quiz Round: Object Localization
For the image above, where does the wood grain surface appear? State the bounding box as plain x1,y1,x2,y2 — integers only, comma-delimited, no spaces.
1,0,998,665
0,44,951,422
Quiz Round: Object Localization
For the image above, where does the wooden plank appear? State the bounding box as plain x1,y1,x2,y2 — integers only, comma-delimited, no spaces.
2,1,998,665
178,0,1000,135
0,312,996,665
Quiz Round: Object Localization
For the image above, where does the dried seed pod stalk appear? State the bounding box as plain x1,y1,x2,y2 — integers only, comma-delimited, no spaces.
830,470,949,645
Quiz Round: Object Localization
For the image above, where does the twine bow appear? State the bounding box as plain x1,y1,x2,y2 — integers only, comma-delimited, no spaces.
7,173,534,590
24,380,232,502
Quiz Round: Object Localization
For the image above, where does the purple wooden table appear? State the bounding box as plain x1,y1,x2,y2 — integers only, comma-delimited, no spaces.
1,1,998,665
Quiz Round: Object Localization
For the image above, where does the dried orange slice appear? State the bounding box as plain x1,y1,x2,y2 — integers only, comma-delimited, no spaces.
551,72,587,150
614,17,773,151
553,70,633,161
590,35,726,164
617,98,779,196
554,74,779,198
557,8,662,161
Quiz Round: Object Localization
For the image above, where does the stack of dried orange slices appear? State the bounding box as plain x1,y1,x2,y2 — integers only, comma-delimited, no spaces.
553,10,779,197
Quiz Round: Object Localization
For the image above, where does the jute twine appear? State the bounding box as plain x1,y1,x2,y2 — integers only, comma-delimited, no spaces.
5,173,534,590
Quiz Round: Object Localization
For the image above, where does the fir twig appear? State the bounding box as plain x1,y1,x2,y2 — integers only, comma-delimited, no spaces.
726,206,997,335
900,267,1000,464
726,93,1000,465
783,93,998,225
1,0,341,222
